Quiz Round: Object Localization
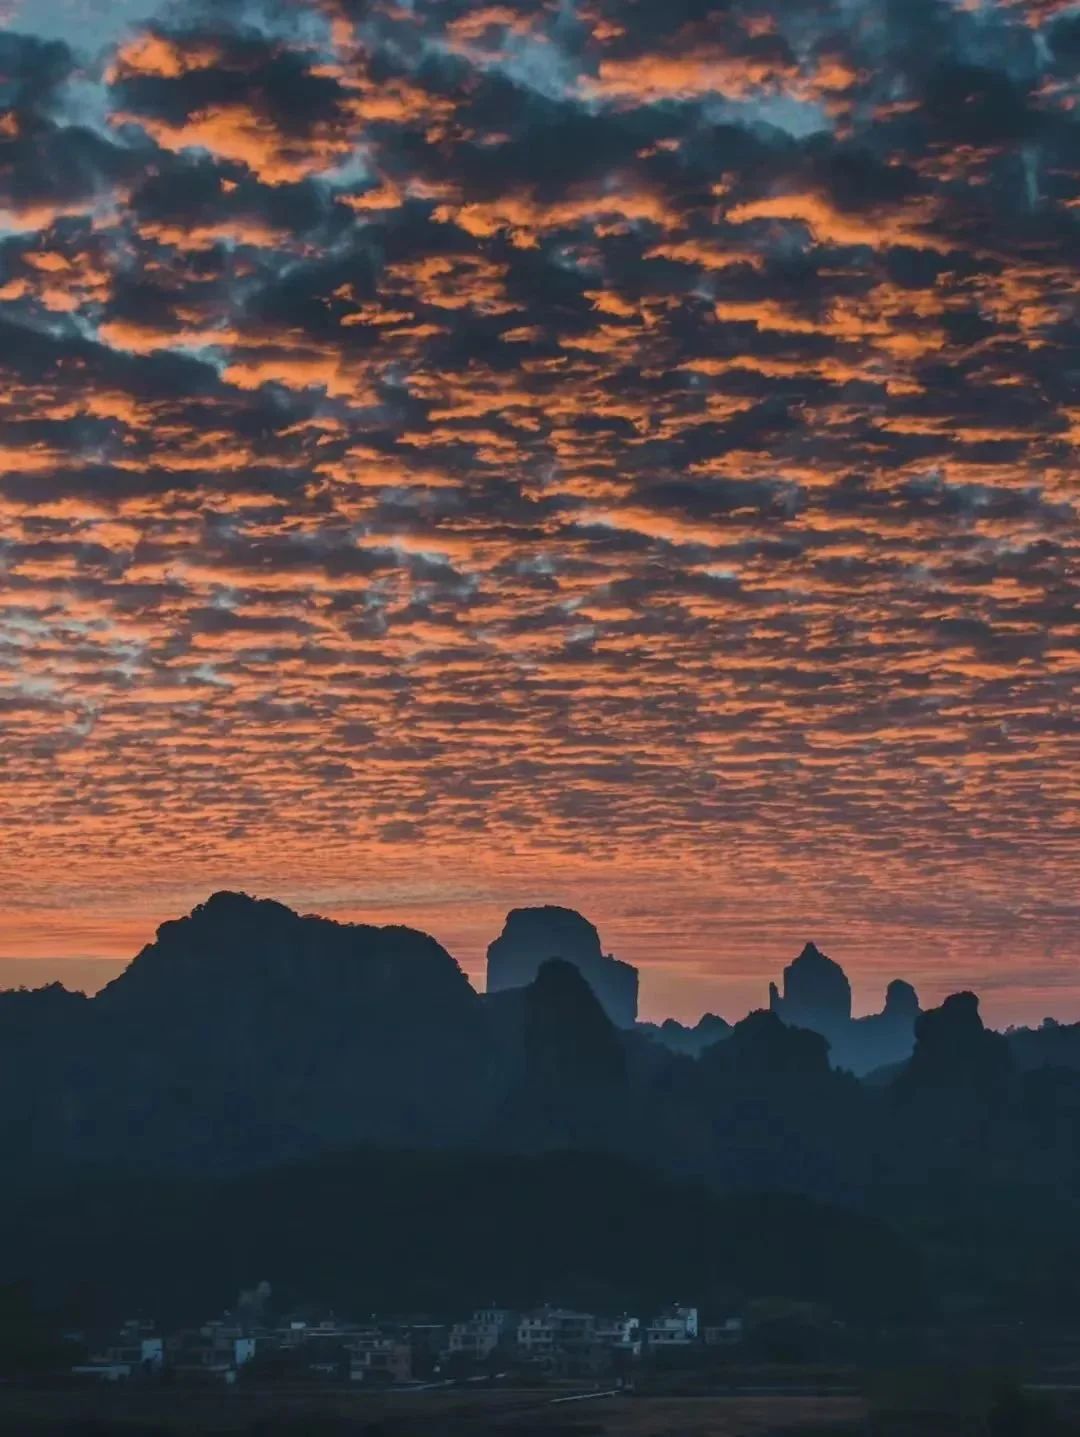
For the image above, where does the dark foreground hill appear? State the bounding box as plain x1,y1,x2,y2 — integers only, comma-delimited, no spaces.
0,1147,926,1329
0,892,497,1170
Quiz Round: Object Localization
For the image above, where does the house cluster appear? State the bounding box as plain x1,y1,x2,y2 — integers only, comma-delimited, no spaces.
73,1312,414,1386
71,1295,743,1385
446,1303,706,1363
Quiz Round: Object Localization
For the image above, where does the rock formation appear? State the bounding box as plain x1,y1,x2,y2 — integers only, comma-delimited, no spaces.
845,979,921,1073
523,959,628,1089
902,990,1012,1091
769,942,852,1038
881,978,920,1024
723,1008,832,1078
768,947,921,1074
486,906,639,1027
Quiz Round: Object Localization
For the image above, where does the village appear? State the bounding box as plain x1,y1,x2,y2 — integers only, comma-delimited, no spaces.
69,1292,745,1387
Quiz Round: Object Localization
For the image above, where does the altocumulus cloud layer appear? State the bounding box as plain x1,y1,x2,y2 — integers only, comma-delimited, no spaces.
0,0,1078,1020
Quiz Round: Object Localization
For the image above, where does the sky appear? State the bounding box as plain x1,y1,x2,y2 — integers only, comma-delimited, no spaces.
0,0,1077,1027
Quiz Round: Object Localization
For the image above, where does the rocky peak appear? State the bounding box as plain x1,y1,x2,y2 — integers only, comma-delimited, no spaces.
93,891,475,1020
904,991,1013,1090
796,941,829,964
523,959,627,1087
769,940,852,1035
486,906,639,1027
883,979,920,1018
496,906,604,960
722,1008,832,1078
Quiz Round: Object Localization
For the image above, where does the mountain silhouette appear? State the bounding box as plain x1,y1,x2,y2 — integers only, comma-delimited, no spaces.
1,892,497,1170
769,941,852,1037
900,990,1013,1094
0,898,1062,1180
766,944,921,1075
5,893,1080,1332
523,958,628,1089
486,905,639,1027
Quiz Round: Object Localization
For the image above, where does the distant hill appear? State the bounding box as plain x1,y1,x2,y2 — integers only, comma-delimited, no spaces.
1007,1018,1080,1072
4,891,1080,1325
0,958,125,995
637,1013,732,1056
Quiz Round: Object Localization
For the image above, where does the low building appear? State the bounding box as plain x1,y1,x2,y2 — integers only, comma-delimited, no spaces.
166,1320,252,1380
234,1336,258,1366
402,1321,447,1371
645,1305,699,1347
447,1308,516,1360
549,1309,596,1355
516,1310,555,1358
514,1307,605,1365
594,1315,642,1357
348,1335,412,1384
72,1318,164,1382
102,1319,164,1374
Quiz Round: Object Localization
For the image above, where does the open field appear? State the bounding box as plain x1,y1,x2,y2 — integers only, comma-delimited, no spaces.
0,1387,866,1435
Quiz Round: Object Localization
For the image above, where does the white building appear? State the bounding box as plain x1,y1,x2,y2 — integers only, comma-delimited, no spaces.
234,1336,257,1366
448,1308,517,1359
516,1311,555,1356
594,1315,642,1357
548,1309,595,1352
140,1337,164,1371
518,1308,592,1356
645,1305,699,1347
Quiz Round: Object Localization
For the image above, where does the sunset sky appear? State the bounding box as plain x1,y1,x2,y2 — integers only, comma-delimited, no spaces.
1,0,1077,1026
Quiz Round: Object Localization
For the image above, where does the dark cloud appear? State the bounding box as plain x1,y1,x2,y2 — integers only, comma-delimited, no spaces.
0,0,1077,1020
0,31,75,115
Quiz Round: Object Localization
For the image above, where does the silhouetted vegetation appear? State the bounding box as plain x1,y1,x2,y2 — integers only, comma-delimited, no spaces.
0,1148,926,1329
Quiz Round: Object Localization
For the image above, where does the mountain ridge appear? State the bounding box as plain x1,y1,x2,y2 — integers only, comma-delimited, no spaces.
2,889,1078,1196
4,890,1080,1331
